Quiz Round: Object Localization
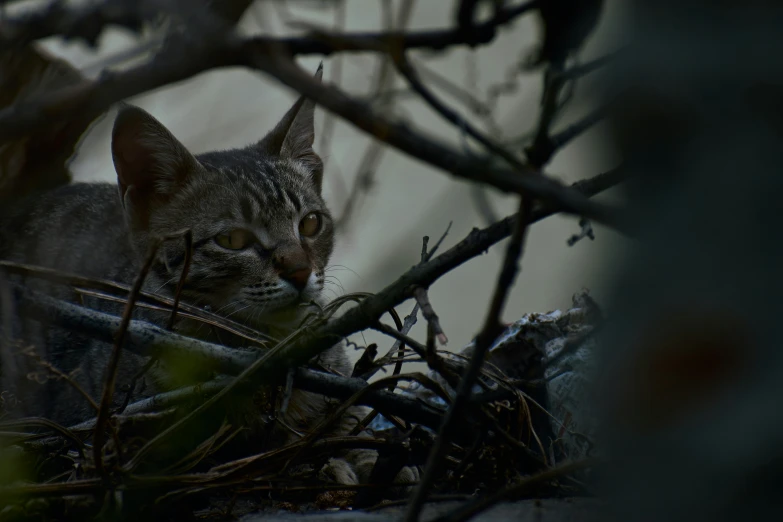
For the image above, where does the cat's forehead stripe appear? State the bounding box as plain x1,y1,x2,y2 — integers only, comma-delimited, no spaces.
196,151,319,228
268,173,285,203
285,189,302,212
244,181,268,211
239,196,254,222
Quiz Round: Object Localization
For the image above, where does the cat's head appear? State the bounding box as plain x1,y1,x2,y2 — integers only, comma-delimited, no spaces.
110,66,332,327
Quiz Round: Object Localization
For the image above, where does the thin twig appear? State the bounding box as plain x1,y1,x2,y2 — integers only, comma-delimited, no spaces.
27,353,99,413
166,230,193,330
245,54,627,232
0,418,87,460
555,49,623,82
426,322,437,364
359,303,420,382
548,105,606,152
433,459,597,522
93,237,163,478
115,356,157,415
405,55,579,520
392,50,527,173
373,322,428,359
412,287,448,345
335,0,414,230
404,195,533,521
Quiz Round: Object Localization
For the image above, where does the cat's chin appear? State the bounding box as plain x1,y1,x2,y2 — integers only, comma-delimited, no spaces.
241,294,325,333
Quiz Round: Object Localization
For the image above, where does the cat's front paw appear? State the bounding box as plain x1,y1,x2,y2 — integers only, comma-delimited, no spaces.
392,464,420,490
317,457,359,485
316,455,419,487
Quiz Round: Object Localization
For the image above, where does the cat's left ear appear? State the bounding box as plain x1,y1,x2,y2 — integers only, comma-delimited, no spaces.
259,64,324,192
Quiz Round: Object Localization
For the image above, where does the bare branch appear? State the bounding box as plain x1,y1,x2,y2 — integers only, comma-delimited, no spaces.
0,21,624,235
14,286,256,377
277,0,538,55
0,0,156,49
0,0,257,50
0,0,535,139
0,260,275,345
244,55,627,232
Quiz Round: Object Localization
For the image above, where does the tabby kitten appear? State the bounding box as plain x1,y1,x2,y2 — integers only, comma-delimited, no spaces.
0,66,399,484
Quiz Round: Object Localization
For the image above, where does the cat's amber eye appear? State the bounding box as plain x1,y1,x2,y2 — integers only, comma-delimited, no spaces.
215,229,253,250
299,212,321,237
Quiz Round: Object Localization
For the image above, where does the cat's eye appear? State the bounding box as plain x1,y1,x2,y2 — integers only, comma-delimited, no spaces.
299,212,321,237
215,229,253,250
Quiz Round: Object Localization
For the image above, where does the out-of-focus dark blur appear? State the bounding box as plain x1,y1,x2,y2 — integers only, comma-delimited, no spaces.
598,3,783,521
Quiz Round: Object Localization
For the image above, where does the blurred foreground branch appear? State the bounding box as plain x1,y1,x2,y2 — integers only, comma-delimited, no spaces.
0,2,624,234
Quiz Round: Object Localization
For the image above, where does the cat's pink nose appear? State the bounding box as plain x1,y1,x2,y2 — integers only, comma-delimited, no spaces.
282,267,311,291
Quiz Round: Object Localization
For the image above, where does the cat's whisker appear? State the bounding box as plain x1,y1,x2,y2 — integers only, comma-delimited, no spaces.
247,301,271,327
324,264,360,279
323,276,346,294
321,287,339,300
323,277,343,287
153,276,179,294
223,303,252,320
213,299,245,317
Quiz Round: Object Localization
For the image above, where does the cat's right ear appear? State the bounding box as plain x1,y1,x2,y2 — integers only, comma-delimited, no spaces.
257,64,324,192
111,104,204,229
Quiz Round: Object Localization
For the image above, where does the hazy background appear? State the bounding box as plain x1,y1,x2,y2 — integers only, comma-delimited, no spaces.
33,0,626,362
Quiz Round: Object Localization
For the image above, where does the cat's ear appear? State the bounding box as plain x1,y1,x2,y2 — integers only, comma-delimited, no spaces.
111,104,204,227
259,64,324,192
